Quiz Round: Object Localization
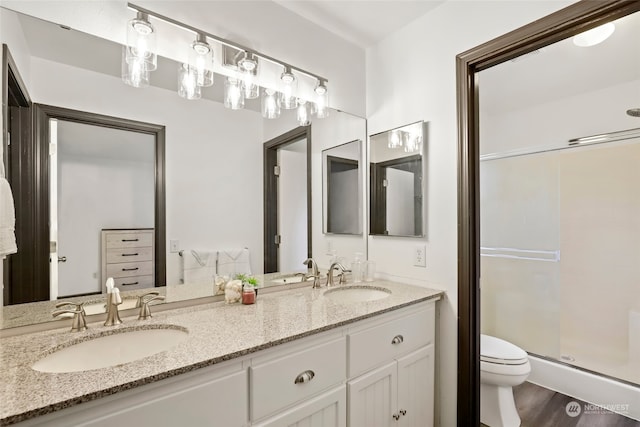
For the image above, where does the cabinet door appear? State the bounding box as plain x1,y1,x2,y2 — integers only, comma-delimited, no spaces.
254,386,346,427
348,361,397,427
397,345,434,427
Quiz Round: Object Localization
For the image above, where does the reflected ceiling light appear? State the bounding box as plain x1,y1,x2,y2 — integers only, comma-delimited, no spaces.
280,66,298,109
312,80,329,119
224,76,245,110
189,34,214,87
573,22,615,47
262,88,281,119
296,99,310,126
125,11,157,72
238,52,259,99
178,63,201,100
388,130,402,148
122,47,150,88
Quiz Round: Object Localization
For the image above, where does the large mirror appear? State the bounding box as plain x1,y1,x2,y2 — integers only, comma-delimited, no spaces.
369,121,426,237
0,6,367,329
322,139,362,235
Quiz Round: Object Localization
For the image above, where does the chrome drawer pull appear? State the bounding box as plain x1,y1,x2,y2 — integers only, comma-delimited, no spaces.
294,370,315,384
121,253,139,257
122,267,139,271
391,335,404,345
122,238,139,242
122,281,139,286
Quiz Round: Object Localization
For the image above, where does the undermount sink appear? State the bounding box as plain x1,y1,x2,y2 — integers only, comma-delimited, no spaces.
271,275,313,285
32,326,188,373
323,285,391,303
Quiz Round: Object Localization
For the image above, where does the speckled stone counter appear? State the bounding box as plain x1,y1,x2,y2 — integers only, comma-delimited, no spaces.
0,280,442,425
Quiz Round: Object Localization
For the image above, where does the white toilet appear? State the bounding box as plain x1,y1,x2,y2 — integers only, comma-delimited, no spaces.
480,334,531,427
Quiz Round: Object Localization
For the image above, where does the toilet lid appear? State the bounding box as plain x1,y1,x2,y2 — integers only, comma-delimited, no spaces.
481,334,527,362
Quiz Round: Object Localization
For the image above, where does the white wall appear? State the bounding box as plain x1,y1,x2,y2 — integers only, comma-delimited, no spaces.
29,57,265,288
365,1,575,424
0,0,366,116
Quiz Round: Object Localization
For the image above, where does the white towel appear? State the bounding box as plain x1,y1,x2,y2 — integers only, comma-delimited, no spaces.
182,250,216,286
217,248,252,276
0,177,17,259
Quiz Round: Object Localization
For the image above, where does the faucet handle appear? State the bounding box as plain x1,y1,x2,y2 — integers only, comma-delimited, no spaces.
52,301,87,332
137,292,165,320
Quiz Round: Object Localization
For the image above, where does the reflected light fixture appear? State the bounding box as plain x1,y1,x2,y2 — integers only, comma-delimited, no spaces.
280,66,297,109
312,80,329,118
296,99,310,126
189,34,214,87
238,52,259,99
262,88,281,119
122,46,150,88
224,77,245,110
178,63,201,100
125,11,157,73
388,130,402,148
573,22,615,47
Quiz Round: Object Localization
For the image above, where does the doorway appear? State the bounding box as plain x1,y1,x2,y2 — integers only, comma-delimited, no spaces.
263,127,312,273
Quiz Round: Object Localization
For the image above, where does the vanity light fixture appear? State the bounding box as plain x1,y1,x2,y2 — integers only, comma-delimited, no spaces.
123,3,330,120
280,66,298,109
296,99,311,126
189,34,214,87
262,88,281,119
178,63,201,100
388,130,402,148
573,22,615,47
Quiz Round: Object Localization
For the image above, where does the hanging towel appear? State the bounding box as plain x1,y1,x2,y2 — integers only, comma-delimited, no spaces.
0,177,17,259
217,248,252,277
182,250,216,286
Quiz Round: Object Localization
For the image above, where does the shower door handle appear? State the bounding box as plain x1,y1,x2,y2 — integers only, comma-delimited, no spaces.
58,256,67,263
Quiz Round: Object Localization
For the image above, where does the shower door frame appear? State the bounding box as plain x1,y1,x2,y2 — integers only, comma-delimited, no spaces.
455,1,640,425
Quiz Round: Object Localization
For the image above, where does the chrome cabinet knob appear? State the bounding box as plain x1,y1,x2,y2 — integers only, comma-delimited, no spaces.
391,335,404,345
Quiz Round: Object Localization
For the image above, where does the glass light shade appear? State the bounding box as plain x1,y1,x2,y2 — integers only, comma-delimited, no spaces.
224,77,245,110
296,99,310,126
388,130,402,148
262,88,281,119
280,70,297,109
573,23,615,47
122,47,150,88
312,81,329,118
238,54,259,99
178,64,201,100
126,13,157,71
189,37,214,87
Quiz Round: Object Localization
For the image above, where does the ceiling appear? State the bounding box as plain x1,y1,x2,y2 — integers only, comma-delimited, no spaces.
274,0,444,48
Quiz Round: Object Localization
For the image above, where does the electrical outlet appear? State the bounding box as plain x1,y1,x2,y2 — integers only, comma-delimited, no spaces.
170,240,180,253
414,245,426,267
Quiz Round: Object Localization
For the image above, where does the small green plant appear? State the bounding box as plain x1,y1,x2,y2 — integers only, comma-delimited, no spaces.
235,274,258,287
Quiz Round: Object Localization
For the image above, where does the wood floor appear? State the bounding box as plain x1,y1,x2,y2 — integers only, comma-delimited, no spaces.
482,381,639,427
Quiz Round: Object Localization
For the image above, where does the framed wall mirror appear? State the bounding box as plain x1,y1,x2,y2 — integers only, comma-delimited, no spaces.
369,121,426,237
322,139,362,235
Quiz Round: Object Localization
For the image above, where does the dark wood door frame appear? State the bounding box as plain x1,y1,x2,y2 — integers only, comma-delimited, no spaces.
325,155,357,233
263,126,312,273
456,1,640,425
28,104,166,302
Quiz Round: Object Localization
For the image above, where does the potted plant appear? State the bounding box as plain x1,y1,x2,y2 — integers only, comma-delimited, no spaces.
235,274,259,297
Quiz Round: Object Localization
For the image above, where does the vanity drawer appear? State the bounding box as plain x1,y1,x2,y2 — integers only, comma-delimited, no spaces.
348,304,435,377
250,336,346,420
114,275,154,289
106,247,153,263
105,232,153,249
106,261,153,278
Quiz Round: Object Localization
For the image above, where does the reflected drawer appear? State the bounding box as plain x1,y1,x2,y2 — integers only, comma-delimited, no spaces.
114,275,154,289
250,336,346,420
106,247,153,263
348,304,435,378
105,232,153,249
106,261,153,278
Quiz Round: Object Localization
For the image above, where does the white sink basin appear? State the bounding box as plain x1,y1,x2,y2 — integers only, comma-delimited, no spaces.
323,286,391,303
32,327,188,373
271,275,312,284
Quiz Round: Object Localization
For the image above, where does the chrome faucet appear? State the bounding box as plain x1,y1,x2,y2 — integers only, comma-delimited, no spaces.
104,291,123,326
137,291,166,320
327,262,349,287
303,258,321,288
52,301,87,332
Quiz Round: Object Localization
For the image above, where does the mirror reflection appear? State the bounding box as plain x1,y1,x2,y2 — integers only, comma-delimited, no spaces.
0,7,367,329
369,121,426,237
322,139,362,235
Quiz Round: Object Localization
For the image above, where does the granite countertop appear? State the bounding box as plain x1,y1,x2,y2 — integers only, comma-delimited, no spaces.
0,280,443,425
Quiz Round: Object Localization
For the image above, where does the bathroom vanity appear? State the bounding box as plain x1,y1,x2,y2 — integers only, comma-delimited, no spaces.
0,281,441,426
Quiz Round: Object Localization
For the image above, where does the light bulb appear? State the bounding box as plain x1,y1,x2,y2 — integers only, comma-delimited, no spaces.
125,12,157,72
280,69,297,109
313,81,329,118
239,54,259,99
262,88,281,119
189,35,214,87
122,46,149,88
225,77,245,110
296,99,310,126
178,64,201,100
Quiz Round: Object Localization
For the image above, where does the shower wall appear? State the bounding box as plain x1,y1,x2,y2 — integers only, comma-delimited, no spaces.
480,140,640,385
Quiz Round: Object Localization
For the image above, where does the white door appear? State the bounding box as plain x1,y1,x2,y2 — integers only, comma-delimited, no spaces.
255,386,346,427
397,346,435,427
348,361,397,427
